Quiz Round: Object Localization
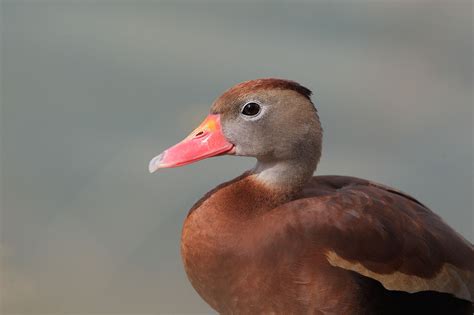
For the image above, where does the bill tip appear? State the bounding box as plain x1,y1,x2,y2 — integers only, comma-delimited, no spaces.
148,153,164,173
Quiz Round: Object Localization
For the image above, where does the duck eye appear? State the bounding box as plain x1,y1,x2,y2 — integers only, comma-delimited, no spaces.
241,102,261,116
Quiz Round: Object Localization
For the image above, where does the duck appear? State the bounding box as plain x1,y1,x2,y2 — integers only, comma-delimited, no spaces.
149,78,473,314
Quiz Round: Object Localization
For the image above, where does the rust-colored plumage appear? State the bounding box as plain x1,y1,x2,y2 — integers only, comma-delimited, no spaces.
181,174,473,314
212,78,314,115
151,78,473,314
222,78,313,101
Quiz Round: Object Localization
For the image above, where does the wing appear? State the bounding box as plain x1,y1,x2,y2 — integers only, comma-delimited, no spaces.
277,176,474,301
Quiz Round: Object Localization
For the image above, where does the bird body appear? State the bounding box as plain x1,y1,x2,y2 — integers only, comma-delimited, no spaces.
181,174,473,314
150,79,473,314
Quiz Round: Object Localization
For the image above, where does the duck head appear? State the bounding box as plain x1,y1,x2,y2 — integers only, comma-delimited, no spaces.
149,78,323,189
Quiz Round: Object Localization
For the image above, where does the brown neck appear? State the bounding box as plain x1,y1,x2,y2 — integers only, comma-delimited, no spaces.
198,172,299,220
190,151,319,220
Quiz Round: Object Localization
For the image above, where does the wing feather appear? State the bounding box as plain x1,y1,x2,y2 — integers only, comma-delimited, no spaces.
277,176,474,301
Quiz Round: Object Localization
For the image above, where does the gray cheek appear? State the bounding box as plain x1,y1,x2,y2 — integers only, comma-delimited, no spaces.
222,119,270,157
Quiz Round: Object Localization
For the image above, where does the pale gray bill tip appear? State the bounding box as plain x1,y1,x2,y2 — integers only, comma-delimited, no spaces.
148,153,164,173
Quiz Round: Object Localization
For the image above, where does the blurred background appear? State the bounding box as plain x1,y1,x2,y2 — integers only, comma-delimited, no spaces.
1,1,472,314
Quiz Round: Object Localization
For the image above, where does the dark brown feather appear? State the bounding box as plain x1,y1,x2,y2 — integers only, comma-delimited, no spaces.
223,78,312,100
211,78,313,114
181,174,473,314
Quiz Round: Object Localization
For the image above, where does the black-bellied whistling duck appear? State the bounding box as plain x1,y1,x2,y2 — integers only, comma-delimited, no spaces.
149,78,473,314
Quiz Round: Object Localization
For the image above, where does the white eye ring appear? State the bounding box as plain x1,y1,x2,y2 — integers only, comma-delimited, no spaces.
240,101,265,121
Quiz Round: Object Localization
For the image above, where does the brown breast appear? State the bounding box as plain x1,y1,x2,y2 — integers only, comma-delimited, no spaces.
181,174,474,314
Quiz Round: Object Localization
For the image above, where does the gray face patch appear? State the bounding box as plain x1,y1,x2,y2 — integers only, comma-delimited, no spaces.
218,88,323,188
